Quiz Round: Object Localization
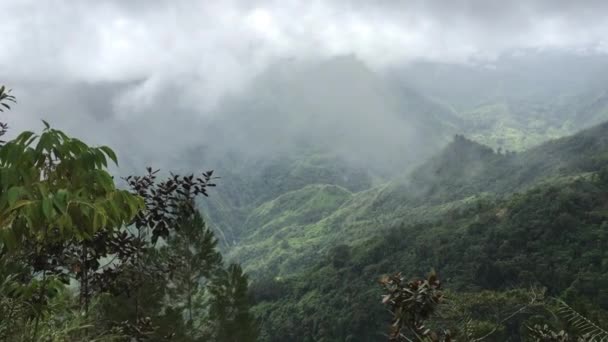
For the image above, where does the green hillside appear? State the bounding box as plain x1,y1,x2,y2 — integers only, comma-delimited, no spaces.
6,4,608,341
225,120,608,278
181,55,608,341
218,121,608,341
193,57,478,249
250,172,608,341
200,153,374,247
391,53,608,151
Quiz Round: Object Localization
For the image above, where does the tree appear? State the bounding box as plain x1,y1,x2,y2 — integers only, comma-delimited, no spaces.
328,244,352,268
0,84,256,341
379,271,608,342
0,85,16,141
164,210,223,340
0,123,142,246
379,271,450,341
0,126,143,325
93,168,216,339
208,264,258,342
0,85,212,340
0,86,143,340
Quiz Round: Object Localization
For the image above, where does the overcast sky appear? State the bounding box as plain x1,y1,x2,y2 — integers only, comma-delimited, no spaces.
3,0,608,98
1,0,608,170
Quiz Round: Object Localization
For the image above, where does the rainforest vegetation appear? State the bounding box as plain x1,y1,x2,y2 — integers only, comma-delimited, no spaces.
2,70,608,341
0,86,256,341
3,6,608,339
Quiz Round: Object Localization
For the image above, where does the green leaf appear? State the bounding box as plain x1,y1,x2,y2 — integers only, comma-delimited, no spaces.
42,197,53,219
93,211,100,231
7,186,26,206
94,171,114,192
106,200,121,223
10,199,34,211
1,229,17,250
36,183,48,196
35,132,50,154
42,120,50,129
15,131,36,145
94,149,107,168
99,146,118,165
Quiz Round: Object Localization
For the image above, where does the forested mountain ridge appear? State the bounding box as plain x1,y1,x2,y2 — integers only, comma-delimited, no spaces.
194,55,608,250
195,56,463,246
206,119,608,341
6,1,608,340
391,52,608,151
179,55,608,250
250,171,608,341
4,53,608,341
224,120,608,276
199,153,375,247
404,119,608,204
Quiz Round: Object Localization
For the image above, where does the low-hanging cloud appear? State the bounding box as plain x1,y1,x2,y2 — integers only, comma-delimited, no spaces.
1,0,608,172
3,0,608,101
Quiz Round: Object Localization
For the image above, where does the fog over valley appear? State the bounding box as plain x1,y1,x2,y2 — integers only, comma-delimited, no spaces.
2,1,608,341
3,0,608,172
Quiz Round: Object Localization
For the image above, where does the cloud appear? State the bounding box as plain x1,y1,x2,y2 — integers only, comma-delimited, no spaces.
3,0,607,84
1,0,607,172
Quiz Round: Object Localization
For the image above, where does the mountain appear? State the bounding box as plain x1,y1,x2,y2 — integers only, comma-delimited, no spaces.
228,120,608,274
194,153,374,247
388,51,608,150
218,120,608,341
203,55,458,170
192,53,608,249
191,56,460,246
180,52,608,341
250,167,608,341
404,120,608,203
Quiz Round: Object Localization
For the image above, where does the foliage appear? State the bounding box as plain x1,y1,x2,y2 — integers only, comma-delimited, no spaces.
379,271,450,341
4,289,126,342
379,272,608,342
0,123,142,246
229,119,608,341
163,210,223,340
208,264,258,342
527,324,573,342
0,86,256,341
548,299,608,341
0,116,144,339
0,85,16,141
96,168,217,331
0,86,16,112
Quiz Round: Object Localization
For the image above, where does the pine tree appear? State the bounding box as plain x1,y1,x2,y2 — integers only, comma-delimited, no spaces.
208,264,258,342
164,210,223,340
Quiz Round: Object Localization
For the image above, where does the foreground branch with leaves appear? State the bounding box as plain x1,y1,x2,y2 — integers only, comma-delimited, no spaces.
379,271,452,341
381,271,608,342
0,85,257,341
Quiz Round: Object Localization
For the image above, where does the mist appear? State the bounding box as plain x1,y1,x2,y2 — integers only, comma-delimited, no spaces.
2,0,608,176
4,2,608,340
